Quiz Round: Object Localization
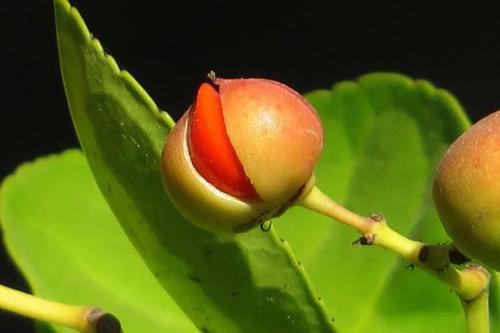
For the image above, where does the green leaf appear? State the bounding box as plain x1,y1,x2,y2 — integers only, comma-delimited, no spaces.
275,73,500,332
0,150,197,333
54,0,335,332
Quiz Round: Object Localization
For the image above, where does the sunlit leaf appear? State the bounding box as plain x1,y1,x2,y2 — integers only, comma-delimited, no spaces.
0,150,197,333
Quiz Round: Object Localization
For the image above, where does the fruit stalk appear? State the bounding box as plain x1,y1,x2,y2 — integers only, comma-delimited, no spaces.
300,186,490,332
0,284,121,333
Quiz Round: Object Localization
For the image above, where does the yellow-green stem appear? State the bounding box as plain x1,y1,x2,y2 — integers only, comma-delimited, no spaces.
0,284,118,333
299,186,491,331
299,186,373,234
462,286,490,333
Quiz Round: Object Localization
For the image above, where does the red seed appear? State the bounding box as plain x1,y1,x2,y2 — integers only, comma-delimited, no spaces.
188,83,260,201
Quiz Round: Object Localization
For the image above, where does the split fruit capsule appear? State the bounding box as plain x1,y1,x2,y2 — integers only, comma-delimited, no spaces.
433,111,500,270
161,77,323,233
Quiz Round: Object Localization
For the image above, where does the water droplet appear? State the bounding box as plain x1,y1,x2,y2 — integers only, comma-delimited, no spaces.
260,220,272,232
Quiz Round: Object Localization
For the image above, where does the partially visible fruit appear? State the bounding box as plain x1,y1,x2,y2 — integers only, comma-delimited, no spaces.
433,111,500,270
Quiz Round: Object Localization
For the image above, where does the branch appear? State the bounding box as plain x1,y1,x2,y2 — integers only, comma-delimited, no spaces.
0,284,122,333
299,186,490,333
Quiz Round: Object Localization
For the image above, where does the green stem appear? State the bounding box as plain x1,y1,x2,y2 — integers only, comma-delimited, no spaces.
0,284,121,333
299,186,491,330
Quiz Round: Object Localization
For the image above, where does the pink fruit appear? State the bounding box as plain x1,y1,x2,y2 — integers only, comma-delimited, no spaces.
161,77,323,233
433,111,500,270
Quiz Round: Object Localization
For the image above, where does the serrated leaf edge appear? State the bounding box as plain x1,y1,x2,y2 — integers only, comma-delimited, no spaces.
54,0,175,130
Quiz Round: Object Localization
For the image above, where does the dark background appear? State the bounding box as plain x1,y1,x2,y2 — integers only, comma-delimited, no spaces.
1,1,500,331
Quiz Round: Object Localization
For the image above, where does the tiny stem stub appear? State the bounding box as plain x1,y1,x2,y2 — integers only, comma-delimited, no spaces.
87,308,122,333
207,70,218,84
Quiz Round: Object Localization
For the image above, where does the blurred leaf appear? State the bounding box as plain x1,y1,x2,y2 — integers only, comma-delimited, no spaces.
0,150,197,333
275,73,497,332
53,0,335,332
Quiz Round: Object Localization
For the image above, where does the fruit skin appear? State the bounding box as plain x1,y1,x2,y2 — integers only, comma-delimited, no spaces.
433,111,500,270
218,78,323,205
161,78,322,233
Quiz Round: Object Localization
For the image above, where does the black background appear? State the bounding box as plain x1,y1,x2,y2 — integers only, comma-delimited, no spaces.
1,1,500,331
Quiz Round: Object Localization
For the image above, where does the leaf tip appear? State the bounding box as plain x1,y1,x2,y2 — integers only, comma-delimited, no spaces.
54,0,92,43
55,0,174,132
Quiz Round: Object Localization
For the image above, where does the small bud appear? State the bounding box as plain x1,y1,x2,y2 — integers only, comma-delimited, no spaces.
161,77,323,233
433,111,500,270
